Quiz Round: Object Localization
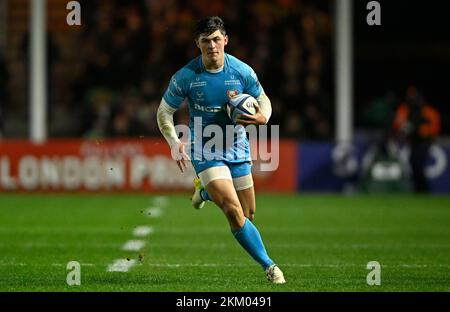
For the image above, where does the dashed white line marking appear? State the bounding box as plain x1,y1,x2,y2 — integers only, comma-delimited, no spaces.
122,240,145,251
133,226,154,237
107,199,167,273
145,207,162,218
107,259,137,272
153,196,168,208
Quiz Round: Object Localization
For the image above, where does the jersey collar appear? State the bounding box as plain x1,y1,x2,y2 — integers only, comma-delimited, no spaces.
205,66,224,73
199,54,227,74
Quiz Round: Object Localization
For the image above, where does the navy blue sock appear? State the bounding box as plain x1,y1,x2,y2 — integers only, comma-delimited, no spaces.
232,218,274,270
200,189,210,201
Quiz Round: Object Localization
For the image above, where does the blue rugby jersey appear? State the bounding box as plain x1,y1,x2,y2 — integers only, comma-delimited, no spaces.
163,53,263,163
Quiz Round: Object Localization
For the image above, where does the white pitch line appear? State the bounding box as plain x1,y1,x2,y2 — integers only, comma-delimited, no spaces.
128,241,450,250
51,263,95,267
0,263,27,266
122,239,146,251
107,259,137,272
145,263,350,268
145,263,450,268
145,207,162,218
1,263,449,269
8,241,449,249
133,226,154,237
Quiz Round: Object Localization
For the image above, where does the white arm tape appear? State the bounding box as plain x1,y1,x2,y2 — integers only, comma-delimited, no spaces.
256,92,272,124
157,99,180,148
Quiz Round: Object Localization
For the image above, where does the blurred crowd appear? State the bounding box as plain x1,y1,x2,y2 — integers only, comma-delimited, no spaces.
68,0,334,139
0,51,7,137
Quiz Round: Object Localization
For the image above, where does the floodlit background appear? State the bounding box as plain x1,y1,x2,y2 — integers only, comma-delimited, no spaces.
0,0,449,291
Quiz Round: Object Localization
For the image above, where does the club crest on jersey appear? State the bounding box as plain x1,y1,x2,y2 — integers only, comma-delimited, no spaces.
227,90,239,99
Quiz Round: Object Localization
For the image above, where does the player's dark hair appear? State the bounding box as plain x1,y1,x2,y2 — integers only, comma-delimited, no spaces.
194,16,226,38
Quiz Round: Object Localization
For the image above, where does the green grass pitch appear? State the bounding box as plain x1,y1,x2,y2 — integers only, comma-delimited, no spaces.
0,193,449,291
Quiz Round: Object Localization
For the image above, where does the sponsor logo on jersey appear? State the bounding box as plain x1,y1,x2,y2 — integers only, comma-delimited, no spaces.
190,81,207,88
193,103,225,113
171,77,182,93
224,79,241,86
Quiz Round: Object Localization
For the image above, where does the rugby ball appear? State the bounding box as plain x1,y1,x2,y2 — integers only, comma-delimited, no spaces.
227,94,257,124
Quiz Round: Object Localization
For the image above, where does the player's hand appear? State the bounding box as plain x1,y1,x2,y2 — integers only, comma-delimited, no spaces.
171,141,190,173
235,104,267,126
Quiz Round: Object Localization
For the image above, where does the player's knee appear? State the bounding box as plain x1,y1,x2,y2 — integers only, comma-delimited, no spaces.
226,209,243,225
243,206,255,221
224,204,241,220
219,197,242,221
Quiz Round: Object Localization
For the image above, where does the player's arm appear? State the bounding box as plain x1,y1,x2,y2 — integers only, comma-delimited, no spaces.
157,98,180,148
256,92,272,124
157,99,190,173
157,71,191,173
235,66,272,126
